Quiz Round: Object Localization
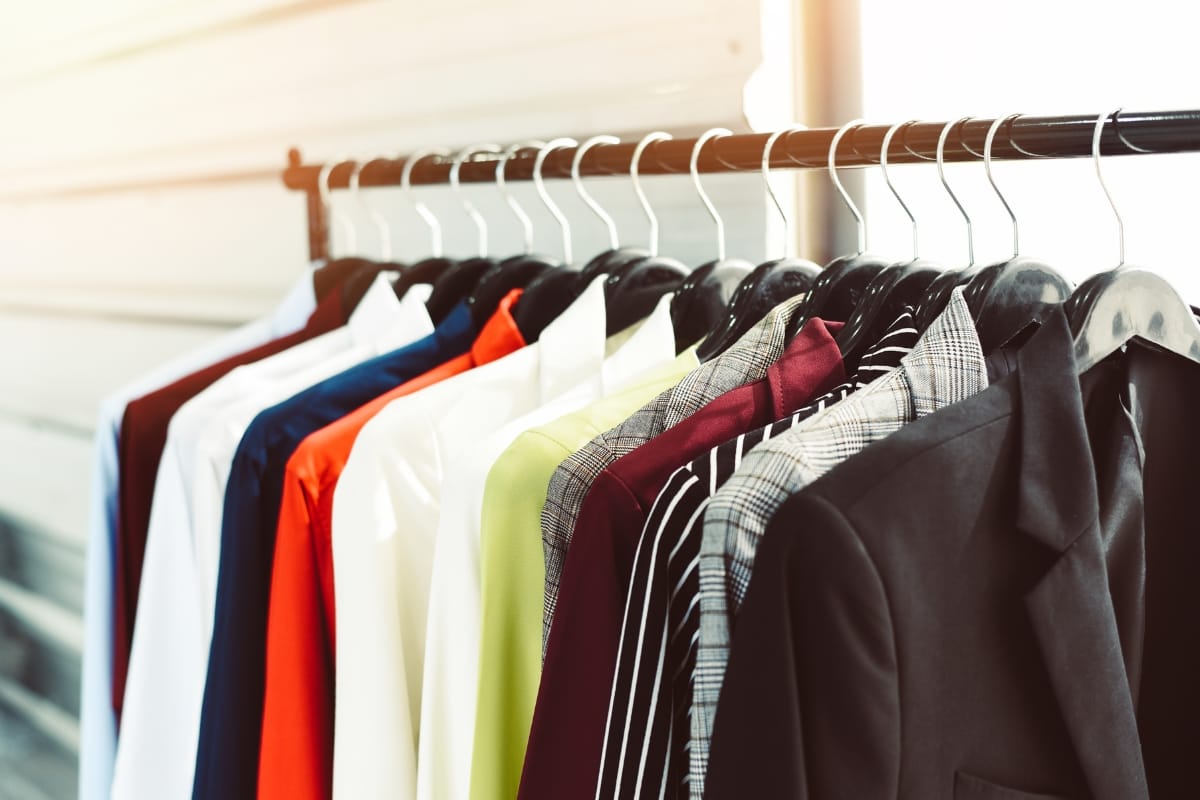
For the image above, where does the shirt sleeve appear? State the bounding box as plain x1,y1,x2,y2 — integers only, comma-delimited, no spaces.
258,444,332,800
471,432,572,800
112,434,211,800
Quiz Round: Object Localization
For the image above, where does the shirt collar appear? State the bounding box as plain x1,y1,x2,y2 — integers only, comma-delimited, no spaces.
764,316,846,418
345,273,434,351
537,275,609,399
469,288,526,365
269,269,320,336
601,291,678,392
899,287,988,418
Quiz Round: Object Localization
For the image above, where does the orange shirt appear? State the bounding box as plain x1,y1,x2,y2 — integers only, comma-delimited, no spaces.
257,291,525,800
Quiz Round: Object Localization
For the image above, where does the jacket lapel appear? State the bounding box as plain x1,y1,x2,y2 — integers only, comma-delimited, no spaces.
1013,311,1148,800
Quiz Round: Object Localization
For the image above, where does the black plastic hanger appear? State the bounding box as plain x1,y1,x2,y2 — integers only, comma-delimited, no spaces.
1068,109,1200,373
516,137,656,341
424,144,508,324
597,132,691,336
834,120,945,365
695,126,823,359
918,115,1072,346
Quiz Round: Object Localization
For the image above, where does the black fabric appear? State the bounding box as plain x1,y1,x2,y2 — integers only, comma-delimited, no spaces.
706,309,1200,799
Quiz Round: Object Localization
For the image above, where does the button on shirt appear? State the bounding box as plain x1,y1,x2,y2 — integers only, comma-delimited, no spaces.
540,293,810,649
330,279,619,800
470,347,702,800
415,287,680,800
518,317,846,800
697,288,988,799
111,276,433,800
192,295,510,800
79,270,315,800
113,280,346,714
259,292,528,800
597,312,918,800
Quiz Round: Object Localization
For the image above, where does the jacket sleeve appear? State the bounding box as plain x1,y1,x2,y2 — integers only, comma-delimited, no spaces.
704,489,900,800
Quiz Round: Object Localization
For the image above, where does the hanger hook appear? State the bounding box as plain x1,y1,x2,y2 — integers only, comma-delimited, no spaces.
451,144,503,257
318,155,357,257
763,124,808,259
349,158,393,261
572,135,621,251
690,128,733,261
881,121,920,261
984,114,1022,259
497,140,545,255
631,132,673,258
533,138,578,264
828,120,868,254
400,147,450,258
936,118,974,267
1092,108,1126,268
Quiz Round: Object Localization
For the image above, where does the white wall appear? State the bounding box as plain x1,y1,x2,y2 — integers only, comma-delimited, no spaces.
857,0,1200,300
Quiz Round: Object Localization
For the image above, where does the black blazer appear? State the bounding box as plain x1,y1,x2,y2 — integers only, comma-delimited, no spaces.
705,309,1200,799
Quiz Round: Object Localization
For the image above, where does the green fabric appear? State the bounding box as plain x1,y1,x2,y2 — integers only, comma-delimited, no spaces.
469,347,700,800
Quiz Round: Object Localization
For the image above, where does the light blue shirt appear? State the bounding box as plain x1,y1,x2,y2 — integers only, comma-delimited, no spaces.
78,271,316,800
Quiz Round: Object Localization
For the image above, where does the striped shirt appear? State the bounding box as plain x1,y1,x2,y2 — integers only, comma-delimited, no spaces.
595,311,919,800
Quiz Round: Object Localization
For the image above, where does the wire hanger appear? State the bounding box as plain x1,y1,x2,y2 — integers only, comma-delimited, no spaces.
451,144,503,258
791,119,892,334
348,157,393,262
1068,108,1200,372
954,114,1072,349
693,125,815,361
497,140,545,255
512,138,592,343
318,155,357,258
833,120,944,365
465,141,559,326
568,135,651,287
532,138,578,264
389,148,459,300
914,117,980,328
603,131,689,338
423,144,506,324
574,135,621,252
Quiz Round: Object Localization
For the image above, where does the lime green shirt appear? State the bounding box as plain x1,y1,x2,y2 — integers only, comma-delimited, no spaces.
469,347,700,800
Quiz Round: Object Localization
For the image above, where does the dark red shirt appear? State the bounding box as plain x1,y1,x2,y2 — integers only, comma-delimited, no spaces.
111,289,349,717
517,318,846,800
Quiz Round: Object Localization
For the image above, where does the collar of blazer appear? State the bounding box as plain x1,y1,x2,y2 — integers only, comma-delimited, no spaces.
1012,308,1150,800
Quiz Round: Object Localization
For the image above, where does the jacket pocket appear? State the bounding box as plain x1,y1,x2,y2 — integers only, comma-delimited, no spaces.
954,770,1073,800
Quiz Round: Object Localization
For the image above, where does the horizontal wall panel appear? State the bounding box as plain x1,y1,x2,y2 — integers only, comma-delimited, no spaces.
0,514,85,617
0,421,94,548
0,679,78,797
0,313,240,434
0,0,765,197
0,599,81,719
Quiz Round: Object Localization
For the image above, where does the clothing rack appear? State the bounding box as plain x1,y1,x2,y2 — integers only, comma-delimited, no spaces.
283,108,1200,262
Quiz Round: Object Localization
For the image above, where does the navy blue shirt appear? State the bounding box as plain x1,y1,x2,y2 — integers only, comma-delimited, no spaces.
192,301,477,800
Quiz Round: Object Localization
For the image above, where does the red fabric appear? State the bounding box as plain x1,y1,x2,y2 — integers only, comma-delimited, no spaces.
257,291,525,800
517,318,846,800
111,289,348,718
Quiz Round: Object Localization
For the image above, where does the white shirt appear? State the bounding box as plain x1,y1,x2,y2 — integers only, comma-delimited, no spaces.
79,269,315,800
415,292,677,800
331,276,638,800
112,275,433,800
